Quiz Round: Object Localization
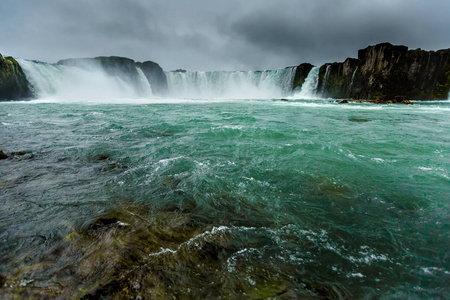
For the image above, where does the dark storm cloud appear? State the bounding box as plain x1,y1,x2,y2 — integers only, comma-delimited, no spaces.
0,0,448,71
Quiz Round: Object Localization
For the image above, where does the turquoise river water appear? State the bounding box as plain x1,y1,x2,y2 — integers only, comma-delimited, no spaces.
0,98,449,299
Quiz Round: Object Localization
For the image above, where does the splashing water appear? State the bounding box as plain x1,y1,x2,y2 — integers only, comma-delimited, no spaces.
17,59,154,101
1,98,449,298
165,67,297,99
294,66,320,99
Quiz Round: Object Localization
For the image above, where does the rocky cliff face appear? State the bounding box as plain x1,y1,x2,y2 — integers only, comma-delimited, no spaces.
58,56,168,96
317,43,450,100
293,63,314,90
136,61,168,96
0,54,33,101
58,56,144,93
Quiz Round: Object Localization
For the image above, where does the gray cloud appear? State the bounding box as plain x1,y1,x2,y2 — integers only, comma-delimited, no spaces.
0,0,448,71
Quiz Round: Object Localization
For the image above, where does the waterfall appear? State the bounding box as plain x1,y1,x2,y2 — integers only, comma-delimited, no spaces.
348,66,358,91
17,59,154,100
294,66,320,99
165,67,297,99
136,67,153,96
321,65,331,95
17,58,298,100
425,53,431,70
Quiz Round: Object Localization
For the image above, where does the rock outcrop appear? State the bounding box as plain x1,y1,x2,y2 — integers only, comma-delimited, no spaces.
136,61,168,96
58,56,168,96
316,43,450,100
58,56,143,92
0,54,33,101
293,63,314,90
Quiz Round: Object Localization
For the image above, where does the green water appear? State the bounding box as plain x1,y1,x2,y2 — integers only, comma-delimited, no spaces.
0,99,449,298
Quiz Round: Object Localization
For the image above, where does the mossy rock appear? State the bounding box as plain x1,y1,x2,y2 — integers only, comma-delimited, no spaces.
0,54,34,100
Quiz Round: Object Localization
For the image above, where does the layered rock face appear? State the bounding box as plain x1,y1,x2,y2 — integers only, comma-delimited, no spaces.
317,43,450,100
0,54,33,100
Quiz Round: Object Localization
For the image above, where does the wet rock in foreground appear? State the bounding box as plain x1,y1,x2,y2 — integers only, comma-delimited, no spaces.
0,205,350,299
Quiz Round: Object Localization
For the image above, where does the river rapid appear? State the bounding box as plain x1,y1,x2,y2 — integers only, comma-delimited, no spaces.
0,98,449,298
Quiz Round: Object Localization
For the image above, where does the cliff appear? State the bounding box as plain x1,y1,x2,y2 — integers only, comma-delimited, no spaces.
58,56,168,96
1,44,449,101
293,63,314,90
135,61,168,96
317,43,450,101
0,54,33,100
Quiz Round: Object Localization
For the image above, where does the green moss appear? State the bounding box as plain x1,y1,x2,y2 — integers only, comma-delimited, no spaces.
1,54,33,100
435,70,450,99
372,91,383,101
401,100,414,105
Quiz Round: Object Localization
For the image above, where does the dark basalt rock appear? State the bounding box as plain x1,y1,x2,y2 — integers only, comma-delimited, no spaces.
0,150,8,160
0,54,34,101
293,63,314,90
59,56,169,96
58,56,141,85
316,43,450,100
136,60,168,96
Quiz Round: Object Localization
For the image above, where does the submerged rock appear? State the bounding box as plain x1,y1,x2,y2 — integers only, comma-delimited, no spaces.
91,153,111,161
1,204,342,299
0,150,8,160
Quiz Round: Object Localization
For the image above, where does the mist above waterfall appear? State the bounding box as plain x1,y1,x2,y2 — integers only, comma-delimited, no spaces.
18,59,154,101
18,59,301,101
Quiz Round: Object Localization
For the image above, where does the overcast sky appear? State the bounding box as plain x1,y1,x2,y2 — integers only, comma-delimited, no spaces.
0,0,449,71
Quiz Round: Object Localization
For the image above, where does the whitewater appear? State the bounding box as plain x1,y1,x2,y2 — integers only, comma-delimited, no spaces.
0,60,449,299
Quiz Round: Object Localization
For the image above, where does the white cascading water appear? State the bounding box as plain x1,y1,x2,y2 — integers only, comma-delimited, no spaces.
348,66,358,91
165,67,297,99
17,59,153,101
294,66,320,99
320,65,331,95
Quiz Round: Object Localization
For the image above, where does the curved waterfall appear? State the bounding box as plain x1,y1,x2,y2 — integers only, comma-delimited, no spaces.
294,66,320,99
18,59,300,100
17,59,154,100
165,67,297,99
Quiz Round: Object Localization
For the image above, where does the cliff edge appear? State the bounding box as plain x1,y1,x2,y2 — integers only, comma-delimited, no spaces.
317,43,450,100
